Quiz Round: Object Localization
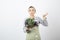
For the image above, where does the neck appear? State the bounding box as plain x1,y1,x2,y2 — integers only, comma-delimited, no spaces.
30,15,35,19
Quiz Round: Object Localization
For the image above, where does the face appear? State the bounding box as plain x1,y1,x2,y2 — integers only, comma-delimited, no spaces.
28,8,36,16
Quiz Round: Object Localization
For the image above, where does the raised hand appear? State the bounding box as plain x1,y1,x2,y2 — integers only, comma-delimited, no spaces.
43,12,48,20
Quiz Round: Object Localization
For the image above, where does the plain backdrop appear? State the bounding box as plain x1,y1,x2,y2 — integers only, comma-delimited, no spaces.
0,0,60,40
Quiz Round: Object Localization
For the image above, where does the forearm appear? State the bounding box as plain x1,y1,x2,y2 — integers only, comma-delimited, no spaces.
42,15,48,26
42,19,48,26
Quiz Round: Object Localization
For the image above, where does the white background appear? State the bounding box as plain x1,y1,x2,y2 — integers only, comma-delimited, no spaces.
0,0,60,40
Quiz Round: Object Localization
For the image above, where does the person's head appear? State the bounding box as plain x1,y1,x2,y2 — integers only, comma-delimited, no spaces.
28,6,36,16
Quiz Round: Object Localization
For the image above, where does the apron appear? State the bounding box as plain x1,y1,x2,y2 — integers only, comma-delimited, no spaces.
26,26,41,40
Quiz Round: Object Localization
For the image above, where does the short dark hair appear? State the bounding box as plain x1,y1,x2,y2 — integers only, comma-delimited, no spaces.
28,6,36,12
29,6,34,8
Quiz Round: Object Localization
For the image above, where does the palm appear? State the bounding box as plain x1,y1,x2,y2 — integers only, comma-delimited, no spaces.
43,13,48,17
43,12,48,20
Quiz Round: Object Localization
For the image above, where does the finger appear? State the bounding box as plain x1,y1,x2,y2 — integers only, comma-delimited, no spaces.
44,13,48,17
46,13,48,16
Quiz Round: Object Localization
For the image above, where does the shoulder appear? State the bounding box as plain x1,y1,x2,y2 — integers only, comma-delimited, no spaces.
25,17,30,21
